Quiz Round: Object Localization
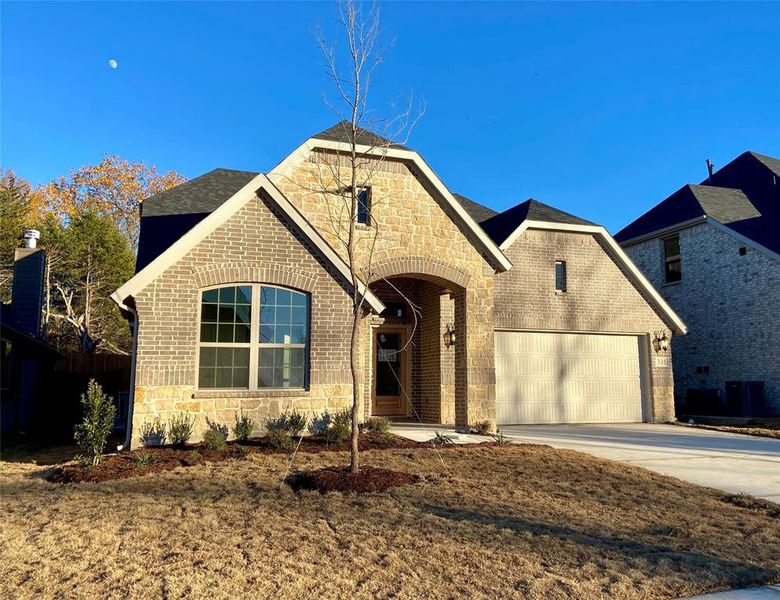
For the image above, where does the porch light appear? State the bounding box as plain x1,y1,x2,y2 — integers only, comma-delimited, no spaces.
653,331,670,353
443,323,456,349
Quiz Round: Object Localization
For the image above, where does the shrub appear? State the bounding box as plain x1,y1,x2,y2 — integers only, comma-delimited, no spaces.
205,418,229,438
308,412,332,437
73,379,116,465
202,418,229,451
134,452,154,467
364,416,391,434
472,420,493,436
332,408,352,428
266,427,295,451
283,410,307,437
203,429,227,452
140,418,167,447
324,420,350,445
232,410,255,441
432,431,455,446
168,413,195,446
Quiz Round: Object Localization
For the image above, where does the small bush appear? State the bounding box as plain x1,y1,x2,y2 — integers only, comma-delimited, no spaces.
205,418,229,438
324,421,350,445
332,408,352,428
134,452,154,467
232,410,255,441
284,410,307,437
140,417,167,447
472,420,493,436
432,431,455,446
308,412,332,437
168,413,195,446
266,427,295,451
73,379,116,466
364,416,391,434
203,429,227,452
75,454,94,469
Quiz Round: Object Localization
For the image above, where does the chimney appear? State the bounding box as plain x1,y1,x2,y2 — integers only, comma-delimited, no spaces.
706,159,715,181
11,229,46,338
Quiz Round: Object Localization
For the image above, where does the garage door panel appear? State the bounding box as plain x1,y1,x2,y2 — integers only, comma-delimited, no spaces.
495,331,644,425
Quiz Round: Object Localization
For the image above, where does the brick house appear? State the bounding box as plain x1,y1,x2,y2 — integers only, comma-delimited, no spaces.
113,122,685,446
615,152,780,418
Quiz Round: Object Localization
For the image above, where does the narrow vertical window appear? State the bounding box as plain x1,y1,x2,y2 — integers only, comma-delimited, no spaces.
356,187,371,225
258,286,309,389
198,286,252,389
664,235,682,283
555,260,567,293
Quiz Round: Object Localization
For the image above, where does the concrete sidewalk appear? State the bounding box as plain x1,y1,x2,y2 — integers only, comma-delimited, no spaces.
683,585,780,599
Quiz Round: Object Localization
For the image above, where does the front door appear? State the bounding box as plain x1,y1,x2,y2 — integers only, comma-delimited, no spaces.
372,327,408,416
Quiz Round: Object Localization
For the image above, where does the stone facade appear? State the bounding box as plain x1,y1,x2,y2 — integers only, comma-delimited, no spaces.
494,229,677,422
624,222,780,416
271,151,497,427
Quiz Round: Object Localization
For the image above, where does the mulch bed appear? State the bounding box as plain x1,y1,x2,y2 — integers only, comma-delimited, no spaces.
286,466,418,494
46,432,491,484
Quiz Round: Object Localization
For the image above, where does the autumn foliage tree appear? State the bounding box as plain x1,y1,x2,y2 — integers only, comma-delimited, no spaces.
41,155,185,248
1,157,184,353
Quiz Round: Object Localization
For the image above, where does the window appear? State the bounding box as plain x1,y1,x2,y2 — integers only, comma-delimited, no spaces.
555,260,567,293
664,235,682,283
198,285,309,390
1,338,12,399
356,187,371,225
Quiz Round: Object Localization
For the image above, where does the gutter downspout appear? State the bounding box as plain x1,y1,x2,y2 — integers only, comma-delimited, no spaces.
117,303,139,451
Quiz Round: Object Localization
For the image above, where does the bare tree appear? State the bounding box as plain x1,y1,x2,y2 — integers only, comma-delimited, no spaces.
306,0,423,473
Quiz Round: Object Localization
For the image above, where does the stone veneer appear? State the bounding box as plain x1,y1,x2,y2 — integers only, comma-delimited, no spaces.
624,222,779,416
494,228,678,422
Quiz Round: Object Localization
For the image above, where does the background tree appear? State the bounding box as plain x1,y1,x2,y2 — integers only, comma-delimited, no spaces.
41,155,185,248
41,212,136,353
0,169,45,301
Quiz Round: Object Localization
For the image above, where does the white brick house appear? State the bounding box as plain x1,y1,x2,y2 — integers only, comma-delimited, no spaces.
616,152,780,417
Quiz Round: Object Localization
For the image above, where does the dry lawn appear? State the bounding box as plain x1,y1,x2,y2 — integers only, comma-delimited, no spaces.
1,445,778,599
688,419,780,440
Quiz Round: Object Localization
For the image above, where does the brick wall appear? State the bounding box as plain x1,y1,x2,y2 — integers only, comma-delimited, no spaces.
624,222,780,415
494,228,676,422
131,195,356,446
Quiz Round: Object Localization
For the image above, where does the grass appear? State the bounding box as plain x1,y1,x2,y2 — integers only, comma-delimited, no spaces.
1,445,778,599
686,418,780,440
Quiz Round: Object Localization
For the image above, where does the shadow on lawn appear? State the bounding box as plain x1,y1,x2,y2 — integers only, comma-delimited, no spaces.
418,503,779,587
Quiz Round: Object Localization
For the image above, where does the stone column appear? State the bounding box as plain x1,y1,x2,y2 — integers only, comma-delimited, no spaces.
454,284,497,428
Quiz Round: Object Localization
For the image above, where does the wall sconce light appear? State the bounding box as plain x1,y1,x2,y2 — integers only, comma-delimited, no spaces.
443,323,456,349
653,331,670,353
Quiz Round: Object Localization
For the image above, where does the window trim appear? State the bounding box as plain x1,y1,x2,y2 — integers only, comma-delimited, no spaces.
663,234,682,284
195,283,311,392
554,260,567,294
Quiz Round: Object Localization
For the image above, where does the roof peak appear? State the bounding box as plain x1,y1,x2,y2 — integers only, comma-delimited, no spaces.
311,120,411,150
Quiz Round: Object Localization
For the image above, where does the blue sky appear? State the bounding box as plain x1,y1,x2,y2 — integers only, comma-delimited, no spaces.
3,1,779,233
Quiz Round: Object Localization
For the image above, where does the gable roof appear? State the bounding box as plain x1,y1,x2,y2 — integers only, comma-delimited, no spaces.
452,193,498,223
136,168,261,271
270,127,513,272
141,168,258,217
114,174,386,314
616,151,780,256
480,199,596,247
312,120,411,151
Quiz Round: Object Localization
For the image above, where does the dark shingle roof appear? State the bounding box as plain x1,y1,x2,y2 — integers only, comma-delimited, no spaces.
616,148,780,254
141,168,259,217
480,199,596,246
312,120,411,150
136,168,260,271
452,193,498,223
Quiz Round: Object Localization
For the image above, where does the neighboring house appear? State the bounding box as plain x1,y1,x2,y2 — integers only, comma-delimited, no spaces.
1,234,61,435
113,122,685,446
615,152,780,418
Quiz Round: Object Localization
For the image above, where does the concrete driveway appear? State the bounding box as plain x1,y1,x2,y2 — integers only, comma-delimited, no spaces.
498,424,780,502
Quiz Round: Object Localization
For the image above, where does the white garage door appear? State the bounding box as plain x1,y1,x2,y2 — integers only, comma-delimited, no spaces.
495,331,645,425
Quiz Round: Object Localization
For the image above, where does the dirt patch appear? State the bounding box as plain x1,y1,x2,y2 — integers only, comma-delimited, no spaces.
46,433,443,484
287,465,418,494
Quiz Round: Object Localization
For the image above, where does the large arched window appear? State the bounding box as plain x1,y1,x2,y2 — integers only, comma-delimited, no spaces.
197,284,310,390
